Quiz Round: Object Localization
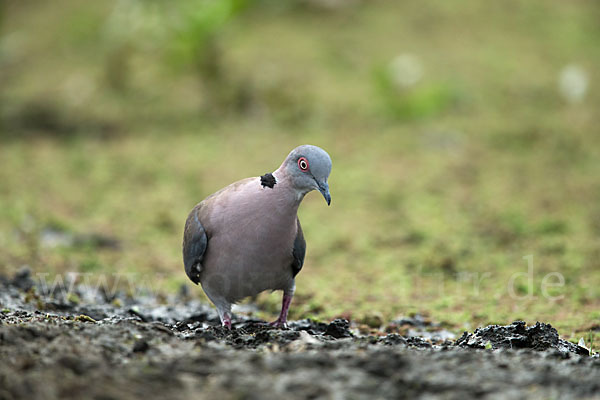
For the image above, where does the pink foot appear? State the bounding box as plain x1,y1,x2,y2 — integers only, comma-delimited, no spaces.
222,314,232,329
269,319,288,328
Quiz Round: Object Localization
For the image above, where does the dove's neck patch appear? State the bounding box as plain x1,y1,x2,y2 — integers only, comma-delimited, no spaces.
260,173,277,188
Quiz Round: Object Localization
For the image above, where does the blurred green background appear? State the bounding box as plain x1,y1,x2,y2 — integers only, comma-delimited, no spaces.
1,0,599,337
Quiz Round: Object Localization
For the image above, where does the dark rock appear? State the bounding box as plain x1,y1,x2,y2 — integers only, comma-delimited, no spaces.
406,336,433,348
11,266,35,291
324,319,352,338
128,307,149,322
132,339,150,353
288,318,329,335
382,334,408,346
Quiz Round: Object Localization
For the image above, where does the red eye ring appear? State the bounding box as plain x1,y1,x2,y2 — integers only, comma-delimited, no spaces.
298,157,309,171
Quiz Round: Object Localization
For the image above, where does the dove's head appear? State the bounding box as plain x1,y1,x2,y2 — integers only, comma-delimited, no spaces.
278,145,332,205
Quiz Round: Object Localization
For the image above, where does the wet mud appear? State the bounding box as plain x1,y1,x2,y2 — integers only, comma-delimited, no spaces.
1,269,598,400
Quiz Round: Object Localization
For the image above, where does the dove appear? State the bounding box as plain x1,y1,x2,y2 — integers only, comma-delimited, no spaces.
183,145,332,328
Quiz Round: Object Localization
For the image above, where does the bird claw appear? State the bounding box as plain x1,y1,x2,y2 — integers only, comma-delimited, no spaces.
268,319,288,329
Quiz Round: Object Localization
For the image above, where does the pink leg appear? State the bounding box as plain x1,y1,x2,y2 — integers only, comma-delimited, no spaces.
270,294,293,328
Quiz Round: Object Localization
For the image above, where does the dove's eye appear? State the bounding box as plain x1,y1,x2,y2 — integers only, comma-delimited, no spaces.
298,157,309,171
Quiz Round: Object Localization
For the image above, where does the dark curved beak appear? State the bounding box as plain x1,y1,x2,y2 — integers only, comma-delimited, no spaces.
318,181,331,206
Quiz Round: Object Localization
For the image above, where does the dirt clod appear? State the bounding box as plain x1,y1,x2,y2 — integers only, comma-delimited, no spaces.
456,320,590,355
324,318,353,338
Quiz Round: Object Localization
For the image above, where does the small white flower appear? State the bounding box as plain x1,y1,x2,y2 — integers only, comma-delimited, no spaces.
558,64,588,104
388,53,423,89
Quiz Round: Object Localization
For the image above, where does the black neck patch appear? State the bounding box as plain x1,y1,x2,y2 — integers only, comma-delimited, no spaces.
260,173,277,188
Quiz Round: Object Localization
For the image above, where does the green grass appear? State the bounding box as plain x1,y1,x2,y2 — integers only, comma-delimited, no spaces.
1,0,599,337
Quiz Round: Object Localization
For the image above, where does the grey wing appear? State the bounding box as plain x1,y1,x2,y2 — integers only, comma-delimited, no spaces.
291,218,306,277
183,205,208,285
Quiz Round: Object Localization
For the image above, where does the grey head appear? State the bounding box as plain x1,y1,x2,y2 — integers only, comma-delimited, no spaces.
276,145,332,205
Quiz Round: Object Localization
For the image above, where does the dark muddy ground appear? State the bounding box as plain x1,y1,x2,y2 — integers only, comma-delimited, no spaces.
1,269,598,400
